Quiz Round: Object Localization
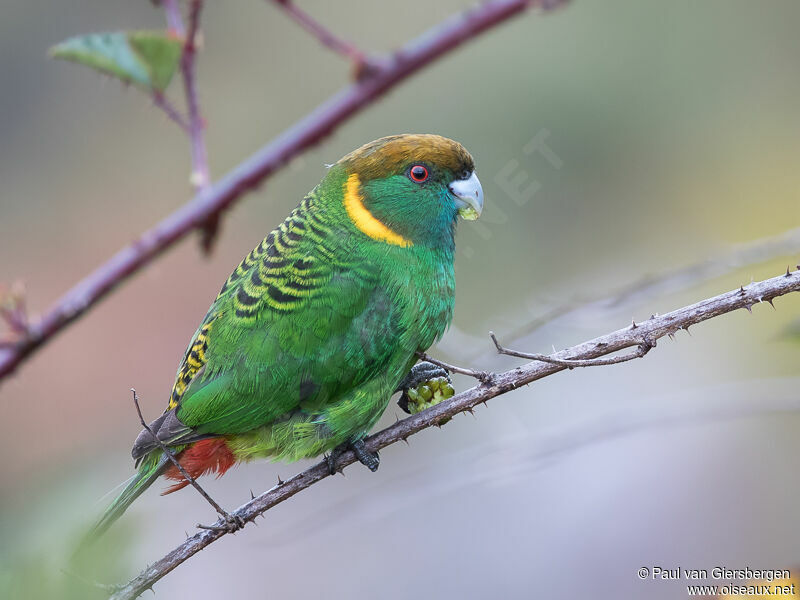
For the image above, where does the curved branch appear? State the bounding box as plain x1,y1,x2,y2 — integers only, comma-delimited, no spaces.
108,268,800,600
0,0,567,383
271,0,370,68
506,225,800,346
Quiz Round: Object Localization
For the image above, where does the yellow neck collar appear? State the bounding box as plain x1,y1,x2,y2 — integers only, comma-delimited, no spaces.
343,174,412,248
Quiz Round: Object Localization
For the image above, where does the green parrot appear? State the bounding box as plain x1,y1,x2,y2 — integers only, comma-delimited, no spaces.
91,134,483,536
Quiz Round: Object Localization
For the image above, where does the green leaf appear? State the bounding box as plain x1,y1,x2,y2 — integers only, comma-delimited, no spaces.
128,32,183,92
49,31,182,93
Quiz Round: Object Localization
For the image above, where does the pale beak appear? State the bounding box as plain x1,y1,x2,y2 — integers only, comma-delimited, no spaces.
449,171,483,220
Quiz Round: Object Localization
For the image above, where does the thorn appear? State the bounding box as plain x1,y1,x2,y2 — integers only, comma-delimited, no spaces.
739,286,746,295
786,266,792,277
401,437,410,445
199,214,221,255
668,332,675,340
250,489,255,500
767,298,776,309
683,325,691,336
649,314,656,320
744,304,753,313
277,475,283,485
630,319,638,330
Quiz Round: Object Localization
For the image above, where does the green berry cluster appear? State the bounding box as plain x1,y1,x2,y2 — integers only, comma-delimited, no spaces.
404,376,455,415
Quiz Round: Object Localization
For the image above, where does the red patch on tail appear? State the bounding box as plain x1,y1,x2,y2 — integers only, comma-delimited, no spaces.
162,438,236,495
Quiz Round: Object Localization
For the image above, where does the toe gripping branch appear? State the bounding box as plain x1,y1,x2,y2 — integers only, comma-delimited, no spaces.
326,438,380,475
325,362,453,475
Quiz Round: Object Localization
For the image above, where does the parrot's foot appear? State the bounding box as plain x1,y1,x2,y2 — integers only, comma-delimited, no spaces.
326,438,380,475
397,362,455,416
350,438,380,472
396,361,450,393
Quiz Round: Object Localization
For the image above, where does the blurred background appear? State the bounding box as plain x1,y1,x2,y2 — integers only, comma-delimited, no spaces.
2,1,800,598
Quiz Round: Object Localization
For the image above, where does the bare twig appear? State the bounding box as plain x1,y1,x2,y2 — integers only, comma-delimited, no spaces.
162,0,214,249
107,268,800,600
0,0,567,384
416,351,493,382
489,331,654,368
271,0,373,75
176,0,217,251
151,92,189,132
131,389,241,531
162,0,210,189
161,0,185,37
179,0,210,192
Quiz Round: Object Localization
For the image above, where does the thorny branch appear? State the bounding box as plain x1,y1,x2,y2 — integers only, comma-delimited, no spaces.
0,0,568,384
489,331,655,367
504,225,800,346
107,268,800,600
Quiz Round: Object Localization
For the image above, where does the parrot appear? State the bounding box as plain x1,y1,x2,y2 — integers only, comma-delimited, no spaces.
90,133,484,537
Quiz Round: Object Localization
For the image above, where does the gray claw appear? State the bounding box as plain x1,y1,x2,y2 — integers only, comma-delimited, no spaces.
350,438,380,472
326,439,380,473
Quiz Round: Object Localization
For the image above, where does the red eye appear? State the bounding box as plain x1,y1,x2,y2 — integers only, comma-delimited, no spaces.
409,165,429,183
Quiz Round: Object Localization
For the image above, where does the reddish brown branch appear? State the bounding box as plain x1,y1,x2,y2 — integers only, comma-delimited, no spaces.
271,0,371,72
162,0,210,189
180,0,210,192
161,0,185,37
0,0,567,383
151,92,189,132
173,0,216,250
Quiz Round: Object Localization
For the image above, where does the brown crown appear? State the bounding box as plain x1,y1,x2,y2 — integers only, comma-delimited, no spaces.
339,134,474,181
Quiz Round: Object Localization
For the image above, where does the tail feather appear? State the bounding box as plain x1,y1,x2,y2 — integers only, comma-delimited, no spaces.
162,438,235,494
84,452,170,544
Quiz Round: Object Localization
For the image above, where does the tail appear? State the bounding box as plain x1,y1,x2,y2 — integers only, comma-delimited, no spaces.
84,452,170,544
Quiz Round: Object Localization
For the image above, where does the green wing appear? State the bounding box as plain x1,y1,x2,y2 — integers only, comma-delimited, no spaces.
167,191,407,441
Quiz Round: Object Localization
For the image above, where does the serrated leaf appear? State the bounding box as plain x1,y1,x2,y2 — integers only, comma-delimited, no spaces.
50,31,181,93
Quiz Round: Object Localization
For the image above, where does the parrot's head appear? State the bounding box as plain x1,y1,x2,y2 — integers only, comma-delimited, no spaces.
335,134,483,249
